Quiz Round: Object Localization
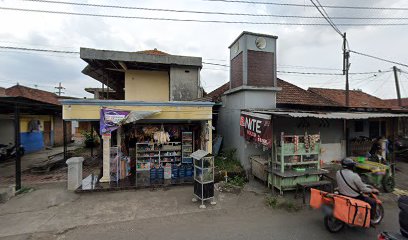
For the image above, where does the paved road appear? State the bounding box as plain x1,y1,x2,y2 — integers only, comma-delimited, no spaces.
2,160,408,240
2,188,401,240
61,205,399,240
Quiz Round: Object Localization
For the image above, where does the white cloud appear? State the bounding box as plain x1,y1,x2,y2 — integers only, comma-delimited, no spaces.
0,0,407,99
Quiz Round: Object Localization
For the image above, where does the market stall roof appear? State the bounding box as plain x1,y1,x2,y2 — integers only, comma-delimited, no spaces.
249,109,408,119
60,99,214,106
0,96,61,115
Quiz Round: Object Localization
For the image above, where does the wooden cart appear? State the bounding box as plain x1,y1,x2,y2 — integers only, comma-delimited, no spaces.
269,132,328,195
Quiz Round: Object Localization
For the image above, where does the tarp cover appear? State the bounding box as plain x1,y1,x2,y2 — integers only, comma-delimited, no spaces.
123,110,161,124
100,108,160,134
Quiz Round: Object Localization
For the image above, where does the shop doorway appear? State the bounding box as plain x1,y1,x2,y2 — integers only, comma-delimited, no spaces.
108,121,205,188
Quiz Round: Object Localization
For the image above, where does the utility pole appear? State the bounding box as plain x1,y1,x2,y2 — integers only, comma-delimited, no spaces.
393,66,402,107
343,32,350,107
54,82,65,96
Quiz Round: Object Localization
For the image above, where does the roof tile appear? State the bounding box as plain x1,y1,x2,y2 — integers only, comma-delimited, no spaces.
136,49,169,56
383,98,408,109
276,79,336,106
308,88,391,109
5,85,60,105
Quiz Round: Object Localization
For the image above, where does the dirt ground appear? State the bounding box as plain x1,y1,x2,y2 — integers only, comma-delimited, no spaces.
0,146,100,186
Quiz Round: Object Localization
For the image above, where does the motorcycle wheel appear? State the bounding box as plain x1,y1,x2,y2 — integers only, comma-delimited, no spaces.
383,176,395,193
324,216,345,233
371,204,385,225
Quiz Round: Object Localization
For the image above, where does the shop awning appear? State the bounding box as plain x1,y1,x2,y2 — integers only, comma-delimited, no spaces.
250,109,408,120
123,110,161,124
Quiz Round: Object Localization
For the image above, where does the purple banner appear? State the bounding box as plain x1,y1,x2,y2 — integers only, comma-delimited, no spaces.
100,108,130,134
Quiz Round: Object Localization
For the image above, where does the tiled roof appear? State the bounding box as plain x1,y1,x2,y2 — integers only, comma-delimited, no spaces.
276,79,336,106
136,49,169,56
5,85,60,105
383,98,408,109
205,79,336,106
205,82,230,102
205,79,394,109
308,87,391,109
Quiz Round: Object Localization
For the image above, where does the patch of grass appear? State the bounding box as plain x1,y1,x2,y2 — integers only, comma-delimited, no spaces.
265,196,303,212
71,147,87,155
266,196,278,208
228,175,246,187
215,149,244,173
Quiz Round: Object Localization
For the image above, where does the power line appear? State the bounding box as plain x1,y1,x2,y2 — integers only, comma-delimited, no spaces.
278,70,392,76
203,0,408,11
278,64,341,71
202,62,390,75
0,46,78,54
350,50,408,68
310,0,342,37
19,0,408,20
0,45,401,76
3,7,408,26
371,72,392,95
203,62,228,67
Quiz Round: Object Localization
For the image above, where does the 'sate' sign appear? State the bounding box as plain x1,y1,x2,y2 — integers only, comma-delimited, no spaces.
240,111,272,148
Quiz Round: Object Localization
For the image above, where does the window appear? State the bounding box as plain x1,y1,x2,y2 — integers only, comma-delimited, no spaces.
354,121,364,132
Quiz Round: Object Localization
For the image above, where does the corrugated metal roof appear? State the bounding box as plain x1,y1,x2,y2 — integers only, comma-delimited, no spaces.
252,110,408,119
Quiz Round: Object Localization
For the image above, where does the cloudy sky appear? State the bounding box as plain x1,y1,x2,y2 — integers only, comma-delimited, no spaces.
0,0,408,99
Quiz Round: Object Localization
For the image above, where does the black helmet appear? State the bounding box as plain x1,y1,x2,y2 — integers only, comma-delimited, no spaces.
341,158,356,169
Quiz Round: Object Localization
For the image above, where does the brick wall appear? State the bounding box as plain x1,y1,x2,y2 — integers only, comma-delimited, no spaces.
247,50,274,87
230,53,243,89
53,115,72,146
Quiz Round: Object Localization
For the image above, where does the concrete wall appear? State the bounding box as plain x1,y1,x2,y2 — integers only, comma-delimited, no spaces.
125,70,169,101
170,66,200,101
0,116,14,145
217,90,278,171
19,115,51,153
273,117,346,163
348,120,369,139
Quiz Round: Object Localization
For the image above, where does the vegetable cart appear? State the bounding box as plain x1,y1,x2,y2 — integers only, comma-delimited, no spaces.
352,157,395,193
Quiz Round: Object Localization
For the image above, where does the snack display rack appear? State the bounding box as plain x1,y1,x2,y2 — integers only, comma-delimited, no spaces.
269,132,327,194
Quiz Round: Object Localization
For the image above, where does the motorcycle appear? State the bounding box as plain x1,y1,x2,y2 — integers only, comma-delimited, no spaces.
321,189,384,233
378,232,407,240
377,196,408,240
0,143,25,161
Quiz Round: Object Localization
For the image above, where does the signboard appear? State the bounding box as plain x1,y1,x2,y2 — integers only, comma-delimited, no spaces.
240,111,272,148
100,108,130,134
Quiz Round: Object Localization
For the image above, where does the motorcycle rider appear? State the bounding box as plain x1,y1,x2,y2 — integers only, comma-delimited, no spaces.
336,158,379,219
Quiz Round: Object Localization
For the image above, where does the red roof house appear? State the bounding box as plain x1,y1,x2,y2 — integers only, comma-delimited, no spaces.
308,88,392,109
5,85,60,105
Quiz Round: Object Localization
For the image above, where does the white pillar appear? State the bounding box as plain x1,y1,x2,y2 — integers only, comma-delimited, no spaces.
66,157,84,190
99,134,111,183
117,127,121,148
207,120,212,153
